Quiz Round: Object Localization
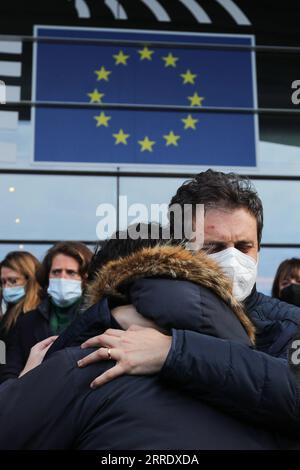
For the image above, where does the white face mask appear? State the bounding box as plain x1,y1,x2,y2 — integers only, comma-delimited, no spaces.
209,247,258,301
47,278,82,307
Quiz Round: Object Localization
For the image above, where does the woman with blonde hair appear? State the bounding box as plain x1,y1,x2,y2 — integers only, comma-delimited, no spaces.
0,251,43,345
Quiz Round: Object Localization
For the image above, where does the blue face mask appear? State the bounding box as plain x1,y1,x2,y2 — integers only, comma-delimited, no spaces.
47,278,82,308
2,286,26,304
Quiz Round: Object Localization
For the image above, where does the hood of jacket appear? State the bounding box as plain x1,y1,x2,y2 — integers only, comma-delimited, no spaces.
84,245,255,344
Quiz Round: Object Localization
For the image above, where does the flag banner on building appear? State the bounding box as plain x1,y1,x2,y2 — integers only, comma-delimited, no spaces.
33,27,258,167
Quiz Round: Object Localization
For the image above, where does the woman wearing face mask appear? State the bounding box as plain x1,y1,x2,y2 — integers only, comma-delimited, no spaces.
272,258,300,307
0,242,92,383
0,251,43,355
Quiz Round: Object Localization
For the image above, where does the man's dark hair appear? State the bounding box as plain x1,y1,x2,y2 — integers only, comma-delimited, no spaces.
38,241,93,288
168,169,264,248
88,222,172,281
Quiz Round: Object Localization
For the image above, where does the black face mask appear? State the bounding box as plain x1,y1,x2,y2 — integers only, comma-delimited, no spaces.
280,284,300,307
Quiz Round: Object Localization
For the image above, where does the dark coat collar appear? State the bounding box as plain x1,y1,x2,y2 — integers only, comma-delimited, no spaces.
244,284,259,312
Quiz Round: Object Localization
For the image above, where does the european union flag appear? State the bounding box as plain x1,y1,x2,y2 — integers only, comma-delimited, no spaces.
33,27,258,167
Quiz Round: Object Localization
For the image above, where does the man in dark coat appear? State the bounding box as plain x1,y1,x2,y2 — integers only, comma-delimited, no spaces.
70,171,300,432
0,244,281,450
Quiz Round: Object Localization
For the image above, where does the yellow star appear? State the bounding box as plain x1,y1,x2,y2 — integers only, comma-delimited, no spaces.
138,136,156,152
138,46,154,60
94,112,111,127
94,66,111,81
182,114,198,130
163,131,180,147
188,92,204,107
162,53,179,68
113,129,130,145
87,89,104,103
181,69,197,85
113,50,130,65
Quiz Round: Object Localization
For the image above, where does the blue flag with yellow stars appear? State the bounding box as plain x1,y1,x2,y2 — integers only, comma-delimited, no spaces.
33,27,258,167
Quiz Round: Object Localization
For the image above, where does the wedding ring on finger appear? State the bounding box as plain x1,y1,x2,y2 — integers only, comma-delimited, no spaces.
107,348,112,360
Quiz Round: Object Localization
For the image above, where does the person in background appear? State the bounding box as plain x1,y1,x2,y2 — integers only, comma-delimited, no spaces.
0,251,43,352
272,258,300,307
0,242,92,382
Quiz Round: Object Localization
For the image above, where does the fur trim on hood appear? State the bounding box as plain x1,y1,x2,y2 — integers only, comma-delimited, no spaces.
84,245,255,344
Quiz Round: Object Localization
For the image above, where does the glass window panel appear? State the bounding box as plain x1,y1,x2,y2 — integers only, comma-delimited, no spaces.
253,180,300,245
0,174,117,241
258,248,300,296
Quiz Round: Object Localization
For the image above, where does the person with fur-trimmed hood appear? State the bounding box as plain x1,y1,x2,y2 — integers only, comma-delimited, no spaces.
72,171,300,433
0,225,280,450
